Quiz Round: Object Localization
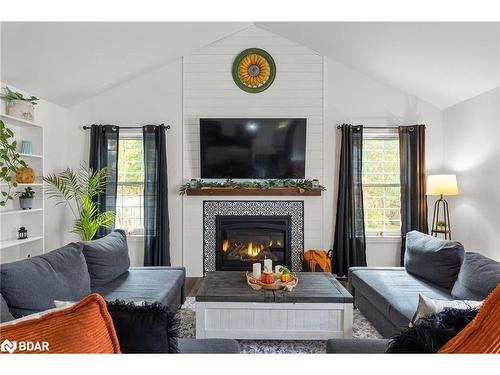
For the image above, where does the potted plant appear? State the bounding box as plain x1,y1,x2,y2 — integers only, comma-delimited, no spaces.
17,186,35,210
0,120,27,206
436,220,447,231
43,164,115,241
0,86,39,122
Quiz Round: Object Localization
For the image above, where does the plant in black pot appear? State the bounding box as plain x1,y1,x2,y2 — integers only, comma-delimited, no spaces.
17,186,35,210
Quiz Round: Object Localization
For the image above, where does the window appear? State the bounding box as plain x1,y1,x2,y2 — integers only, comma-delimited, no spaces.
362,131,401,236
115,136,144,235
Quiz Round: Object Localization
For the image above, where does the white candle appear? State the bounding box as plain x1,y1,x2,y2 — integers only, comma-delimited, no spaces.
264,258,272,273
252,263,262,280
275,265,282,274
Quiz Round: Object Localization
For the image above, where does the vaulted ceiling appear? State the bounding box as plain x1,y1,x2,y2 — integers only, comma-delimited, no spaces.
1,22,499,108
260,22,500,108
1,22,251,107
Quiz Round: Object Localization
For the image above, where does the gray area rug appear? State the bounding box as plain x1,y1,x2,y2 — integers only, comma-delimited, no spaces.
176,297,382,354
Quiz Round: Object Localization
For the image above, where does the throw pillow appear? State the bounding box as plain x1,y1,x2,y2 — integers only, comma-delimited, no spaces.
386,307,478,353
105,299,179,353
411,294,483,326
81,229,130,287
0,294,120,354
0,242,91,318
404,231,464,289
0,293,14,323
451,252,500,300
439,283,500,353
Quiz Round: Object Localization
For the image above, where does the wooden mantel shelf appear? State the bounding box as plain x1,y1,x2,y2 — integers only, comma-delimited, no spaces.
185,187,323,196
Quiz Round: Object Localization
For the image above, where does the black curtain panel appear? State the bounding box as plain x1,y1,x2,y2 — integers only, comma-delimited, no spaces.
333,124,367,277
143,124,170,266
89,124,119,239
399,125,428,265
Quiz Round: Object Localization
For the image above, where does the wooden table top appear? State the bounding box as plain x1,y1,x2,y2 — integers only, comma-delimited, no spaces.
195,271,353,303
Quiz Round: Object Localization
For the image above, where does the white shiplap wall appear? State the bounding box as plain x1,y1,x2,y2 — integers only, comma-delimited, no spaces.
182,26,324,276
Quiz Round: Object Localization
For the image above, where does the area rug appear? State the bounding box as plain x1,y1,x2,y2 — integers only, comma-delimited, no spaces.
176,297,382,354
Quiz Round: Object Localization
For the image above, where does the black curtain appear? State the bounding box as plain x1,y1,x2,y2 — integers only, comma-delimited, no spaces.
89,124,119,239
143,124,170,266
333,124,367,276
399,125,428,265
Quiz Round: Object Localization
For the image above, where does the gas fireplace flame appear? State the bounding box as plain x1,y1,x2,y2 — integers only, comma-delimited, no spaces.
222,239,230,252
268,240,283,247
247,242,263,257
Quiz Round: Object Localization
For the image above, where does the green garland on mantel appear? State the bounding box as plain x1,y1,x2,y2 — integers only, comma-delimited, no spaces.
179,179,326,195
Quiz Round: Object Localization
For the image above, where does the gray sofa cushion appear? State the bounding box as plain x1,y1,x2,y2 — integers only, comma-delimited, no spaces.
0,293,14,323
81,230,130,287
177,339,240,354
0,243,91,317
350,267,453,333
404,231,464,289
91,267,185,309
326,339,390,353
451,252,500,300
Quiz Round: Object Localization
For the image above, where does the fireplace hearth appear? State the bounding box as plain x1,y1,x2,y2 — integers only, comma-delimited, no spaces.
216,215,291,271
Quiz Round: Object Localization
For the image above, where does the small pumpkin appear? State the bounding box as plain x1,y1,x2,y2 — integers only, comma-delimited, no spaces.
16,167,35,183
261,271,275,284
280,266,292,283
280,274,291,283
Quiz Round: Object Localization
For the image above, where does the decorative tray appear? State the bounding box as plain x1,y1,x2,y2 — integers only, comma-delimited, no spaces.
246,272,298,291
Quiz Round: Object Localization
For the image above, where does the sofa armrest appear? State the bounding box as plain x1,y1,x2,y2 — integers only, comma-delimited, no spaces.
177,339,240,354
326,339,390,353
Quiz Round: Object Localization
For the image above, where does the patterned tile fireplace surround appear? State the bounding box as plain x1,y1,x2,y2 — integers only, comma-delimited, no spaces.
203,201,304,274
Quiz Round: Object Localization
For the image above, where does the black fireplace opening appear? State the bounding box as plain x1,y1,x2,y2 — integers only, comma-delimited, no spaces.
215,215,292,271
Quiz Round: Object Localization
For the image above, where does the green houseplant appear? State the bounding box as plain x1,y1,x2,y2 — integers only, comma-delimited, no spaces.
17,186,35,210
43,164,115,241
0,86,40,121
436,220,447,231
0,120,28,206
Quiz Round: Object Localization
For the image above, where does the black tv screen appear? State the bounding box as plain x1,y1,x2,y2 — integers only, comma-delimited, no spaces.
200,118,306,179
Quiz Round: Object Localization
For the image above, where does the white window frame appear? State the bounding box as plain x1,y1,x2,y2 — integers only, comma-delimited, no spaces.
362,129,401,238
115,131,145,236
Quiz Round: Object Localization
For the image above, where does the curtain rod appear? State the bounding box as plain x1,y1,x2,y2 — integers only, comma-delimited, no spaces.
336,125,425,129
82,124,171,130
336,125,399,129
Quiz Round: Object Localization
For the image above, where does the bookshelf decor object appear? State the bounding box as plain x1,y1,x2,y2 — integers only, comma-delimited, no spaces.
0,110,45,262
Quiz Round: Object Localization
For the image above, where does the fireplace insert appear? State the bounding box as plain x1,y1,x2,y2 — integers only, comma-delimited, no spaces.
215,215,291,271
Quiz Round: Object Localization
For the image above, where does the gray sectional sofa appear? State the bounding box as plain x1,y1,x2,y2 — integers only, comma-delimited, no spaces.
326,231,500,353
0,230,239,354
348,231,500,339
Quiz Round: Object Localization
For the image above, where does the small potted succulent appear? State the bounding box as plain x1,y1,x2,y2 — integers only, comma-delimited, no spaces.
17,186,35,210
436,220,447,231
0,86,39,122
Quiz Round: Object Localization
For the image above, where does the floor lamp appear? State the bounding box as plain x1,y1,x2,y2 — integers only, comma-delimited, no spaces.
427,175,459,240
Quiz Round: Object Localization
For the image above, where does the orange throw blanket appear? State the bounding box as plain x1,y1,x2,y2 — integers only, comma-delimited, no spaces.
439,283,500,354
303,249,331,273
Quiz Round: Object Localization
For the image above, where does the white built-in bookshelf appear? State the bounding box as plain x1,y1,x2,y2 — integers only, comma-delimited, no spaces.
0,113,45,263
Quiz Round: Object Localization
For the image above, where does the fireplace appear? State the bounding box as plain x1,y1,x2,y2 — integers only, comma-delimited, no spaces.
215,215,291,271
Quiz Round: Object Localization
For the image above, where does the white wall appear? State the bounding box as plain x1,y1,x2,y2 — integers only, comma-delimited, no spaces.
68,60,184,266
442,87,500,260
323,59,444,266
182,26,325,276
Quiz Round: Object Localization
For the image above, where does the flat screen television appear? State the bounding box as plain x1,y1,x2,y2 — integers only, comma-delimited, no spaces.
200,118,306,179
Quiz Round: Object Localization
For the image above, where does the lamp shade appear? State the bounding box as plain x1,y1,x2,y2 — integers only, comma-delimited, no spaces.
427,174,459,196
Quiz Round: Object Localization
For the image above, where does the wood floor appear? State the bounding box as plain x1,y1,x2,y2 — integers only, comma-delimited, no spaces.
185,276,348,297
185,277,204,297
